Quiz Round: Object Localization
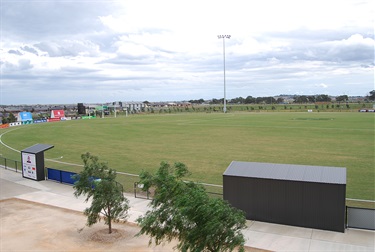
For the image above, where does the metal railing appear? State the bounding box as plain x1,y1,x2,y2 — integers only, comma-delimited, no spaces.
0,156,22,173
134,182,153,199
134,181,223,200
346,206,375,230
2,155,374,231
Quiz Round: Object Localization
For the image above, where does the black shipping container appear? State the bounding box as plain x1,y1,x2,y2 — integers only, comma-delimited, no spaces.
223,161,346,232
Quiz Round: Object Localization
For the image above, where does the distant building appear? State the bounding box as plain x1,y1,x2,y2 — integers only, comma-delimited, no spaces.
149,101,191,107
123,102,147,112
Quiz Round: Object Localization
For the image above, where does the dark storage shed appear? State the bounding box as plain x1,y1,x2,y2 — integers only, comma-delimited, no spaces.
223,161,346,232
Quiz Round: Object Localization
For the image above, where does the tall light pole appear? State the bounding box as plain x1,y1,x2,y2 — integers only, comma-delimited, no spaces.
218,34,231,113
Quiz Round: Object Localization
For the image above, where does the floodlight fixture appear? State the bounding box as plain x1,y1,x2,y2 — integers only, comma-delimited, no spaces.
217,35,231,39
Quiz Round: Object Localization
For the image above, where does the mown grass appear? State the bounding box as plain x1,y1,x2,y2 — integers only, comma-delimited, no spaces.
0,112,374,200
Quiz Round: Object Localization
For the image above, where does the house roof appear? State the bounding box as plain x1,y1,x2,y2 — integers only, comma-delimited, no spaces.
223,161,346,184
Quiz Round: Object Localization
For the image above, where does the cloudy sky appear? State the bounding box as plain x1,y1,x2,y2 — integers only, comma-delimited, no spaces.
1,0,374,105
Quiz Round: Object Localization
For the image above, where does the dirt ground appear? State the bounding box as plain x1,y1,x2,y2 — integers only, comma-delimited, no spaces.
0,198,268,252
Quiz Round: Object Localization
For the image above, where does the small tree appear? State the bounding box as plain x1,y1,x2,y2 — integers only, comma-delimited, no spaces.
73,152,129,234
8,113,17,123
367,90,375,101
137,161,247,252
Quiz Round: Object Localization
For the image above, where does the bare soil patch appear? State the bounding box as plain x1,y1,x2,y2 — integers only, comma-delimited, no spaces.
0,198,269,251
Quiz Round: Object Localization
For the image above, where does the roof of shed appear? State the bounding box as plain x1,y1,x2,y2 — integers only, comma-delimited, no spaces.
21,144,54,154
223,161,346,184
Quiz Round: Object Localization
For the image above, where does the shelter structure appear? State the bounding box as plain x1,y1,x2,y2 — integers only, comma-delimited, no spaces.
223,161,346,232
21,144,54,181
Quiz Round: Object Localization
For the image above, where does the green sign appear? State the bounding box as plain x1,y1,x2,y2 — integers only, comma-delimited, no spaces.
95,106,108,110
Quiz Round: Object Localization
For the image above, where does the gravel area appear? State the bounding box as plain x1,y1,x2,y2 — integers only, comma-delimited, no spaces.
0,198,269,252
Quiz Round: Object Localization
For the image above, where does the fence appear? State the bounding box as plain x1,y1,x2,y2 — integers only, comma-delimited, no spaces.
134,182,153,199
134,180,223,200
45,167,124,193
46,168,77,185
0,156,22,173
1,158,374,231
346,207,375,230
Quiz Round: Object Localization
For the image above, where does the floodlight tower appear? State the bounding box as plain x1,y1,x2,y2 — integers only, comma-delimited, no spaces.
218,34,231,113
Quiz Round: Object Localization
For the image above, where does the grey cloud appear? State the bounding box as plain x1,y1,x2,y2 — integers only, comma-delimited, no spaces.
59,66,100,74
18,59,33,70
321,36,374,62
21,46,39,55
34,42,65,57
34,40,100,57
288,35,374,63
255,29,373,61
8,50,23,55
1,65,163,90
263,28,373,44
227,32,374,73
2,59,33,72
182,57,222,73
100,54,155,66
88,33,120,54
2,0,123,57
361,63,374,68
1,1,372,104
2,0,117,41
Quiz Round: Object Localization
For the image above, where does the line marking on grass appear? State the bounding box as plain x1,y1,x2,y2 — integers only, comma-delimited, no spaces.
0,128,22,154
0,127,84,167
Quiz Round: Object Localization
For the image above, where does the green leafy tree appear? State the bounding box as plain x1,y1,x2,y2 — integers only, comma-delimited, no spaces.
307,96,316,103
8,113,17,123
73,152,130,234
336,95,348,103
293,95,308,103
137,161,247,252
316,94,331,102
245,96,255,104
367,90,375,101
276,97,284,104
230,97,245,104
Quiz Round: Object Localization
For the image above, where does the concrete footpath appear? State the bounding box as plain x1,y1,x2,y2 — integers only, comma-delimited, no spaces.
1,168,374,252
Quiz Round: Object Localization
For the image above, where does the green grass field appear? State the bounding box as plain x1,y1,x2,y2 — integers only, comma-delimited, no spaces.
1,112,374,200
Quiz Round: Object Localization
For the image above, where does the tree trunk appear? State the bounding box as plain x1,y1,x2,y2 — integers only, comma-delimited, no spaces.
108,206,112,234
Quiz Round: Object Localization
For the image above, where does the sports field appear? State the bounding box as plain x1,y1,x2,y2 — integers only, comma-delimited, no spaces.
1,112,374,200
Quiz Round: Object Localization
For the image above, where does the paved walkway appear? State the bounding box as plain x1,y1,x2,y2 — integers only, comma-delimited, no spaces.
1,168,374,251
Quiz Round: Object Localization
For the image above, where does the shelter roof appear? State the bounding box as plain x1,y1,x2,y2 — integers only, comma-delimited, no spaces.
21,144,54,154
223,161,346,184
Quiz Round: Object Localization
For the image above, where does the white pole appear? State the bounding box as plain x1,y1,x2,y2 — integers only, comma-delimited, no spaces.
223,37,226,113
218,35,231,113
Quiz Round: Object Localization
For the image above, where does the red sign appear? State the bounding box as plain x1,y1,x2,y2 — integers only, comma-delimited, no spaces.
48,118,61,122
51,110,65,118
